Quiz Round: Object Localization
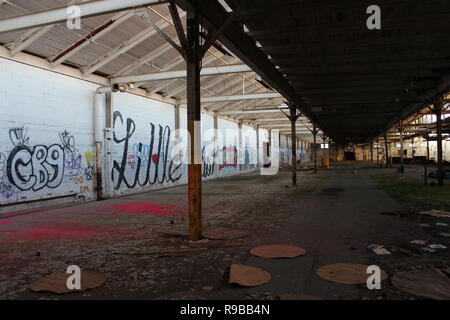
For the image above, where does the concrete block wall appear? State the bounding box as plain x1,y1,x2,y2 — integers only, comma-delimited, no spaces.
0,58,98,207
0,57,290,211
390,137,450,161
279,134,311,165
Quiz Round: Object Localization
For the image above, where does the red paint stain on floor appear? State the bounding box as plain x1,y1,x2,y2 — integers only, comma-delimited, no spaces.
0,208,51,219
111,202,186,216
0,220,11,226
10,226,104,240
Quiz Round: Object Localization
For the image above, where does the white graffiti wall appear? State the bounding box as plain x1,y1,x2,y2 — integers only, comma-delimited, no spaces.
0,57,310,209
0,58,97,205
110,93,183,196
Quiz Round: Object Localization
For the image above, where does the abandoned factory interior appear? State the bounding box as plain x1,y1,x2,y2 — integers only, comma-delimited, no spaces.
0,0,450,305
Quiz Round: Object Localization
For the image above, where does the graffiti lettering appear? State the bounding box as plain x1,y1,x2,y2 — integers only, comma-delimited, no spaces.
219,145,238,170
111,111,183,190
84,151,95,163
7,144,65,191
59,131,82,177
202,144,217,178
9,127,29,146
83,163,94,181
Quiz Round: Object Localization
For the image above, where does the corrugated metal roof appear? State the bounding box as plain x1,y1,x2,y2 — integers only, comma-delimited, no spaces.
0,0,304,137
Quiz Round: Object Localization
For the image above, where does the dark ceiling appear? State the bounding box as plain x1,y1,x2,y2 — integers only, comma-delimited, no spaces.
225,0,450,144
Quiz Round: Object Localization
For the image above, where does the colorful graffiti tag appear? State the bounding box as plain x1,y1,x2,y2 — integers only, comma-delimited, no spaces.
1,126,94,202
219,145,238,170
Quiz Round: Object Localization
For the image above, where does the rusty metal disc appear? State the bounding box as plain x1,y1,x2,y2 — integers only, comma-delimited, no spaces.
316,263,388,285
31,270,106,294
229,264,271,287
250,244,306,258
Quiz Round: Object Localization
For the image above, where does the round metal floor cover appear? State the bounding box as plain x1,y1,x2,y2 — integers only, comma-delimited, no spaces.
229,264,271,287
250,244,307,258
31,270,106,294
316,263,388,285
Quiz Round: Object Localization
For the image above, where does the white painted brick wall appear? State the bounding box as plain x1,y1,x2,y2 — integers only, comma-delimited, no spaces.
0,59,97,206
0,58,274,210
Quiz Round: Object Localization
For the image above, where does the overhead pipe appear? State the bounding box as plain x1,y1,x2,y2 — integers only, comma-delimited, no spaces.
183,92,282,104
112,64,252,84
93,88,108,200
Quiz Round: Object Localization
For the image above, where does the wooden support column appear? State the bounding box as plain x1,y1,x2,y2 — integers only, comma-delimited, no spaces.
376,138,380,165
399,122,404,174
370,142,374,163
424,135,429,186
328,138,332,167
434,98,444,186
167,0,240,240
185,8,202,240
238,121,243,172
281,103,300,185
384,133,389,168
256,125,260,167
288,104,299,185
313,124,318,174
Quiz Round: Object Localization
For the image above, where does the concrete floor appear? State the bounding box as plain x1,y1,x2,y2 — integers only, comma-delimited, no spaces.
0,161,449,300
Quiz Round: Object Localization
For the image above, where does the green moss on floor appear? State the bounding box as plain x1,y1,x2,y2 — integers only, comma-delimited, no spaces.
375,175,450,207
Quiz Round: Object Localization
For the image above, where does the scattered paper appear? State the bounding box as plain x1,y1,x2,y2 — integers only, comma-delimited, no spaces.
367,244,384,250
373,248,391,255
391,268,450,300
418,210,450,218
410,240,427,245
429,244,447,249
367,244,391,254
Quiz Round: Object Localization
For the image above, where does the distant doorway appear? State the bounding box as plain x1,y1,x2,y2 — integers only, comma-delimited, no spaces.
344,147,356,160
344,152,356,160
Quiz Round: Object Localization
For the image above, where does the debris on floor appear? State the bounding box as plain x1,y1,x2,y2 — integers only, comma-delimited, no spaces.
436,223,448,227
31,270,106,294
373,248,391,255
391,268,450,300
229,264,271,287
249,244,306,259
245,292,277,300
428,244,447,250
418,210,450,218
409,240,427,245
367,244,391,255
278,294,323,300
418,223,430,227
316,263,388,285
